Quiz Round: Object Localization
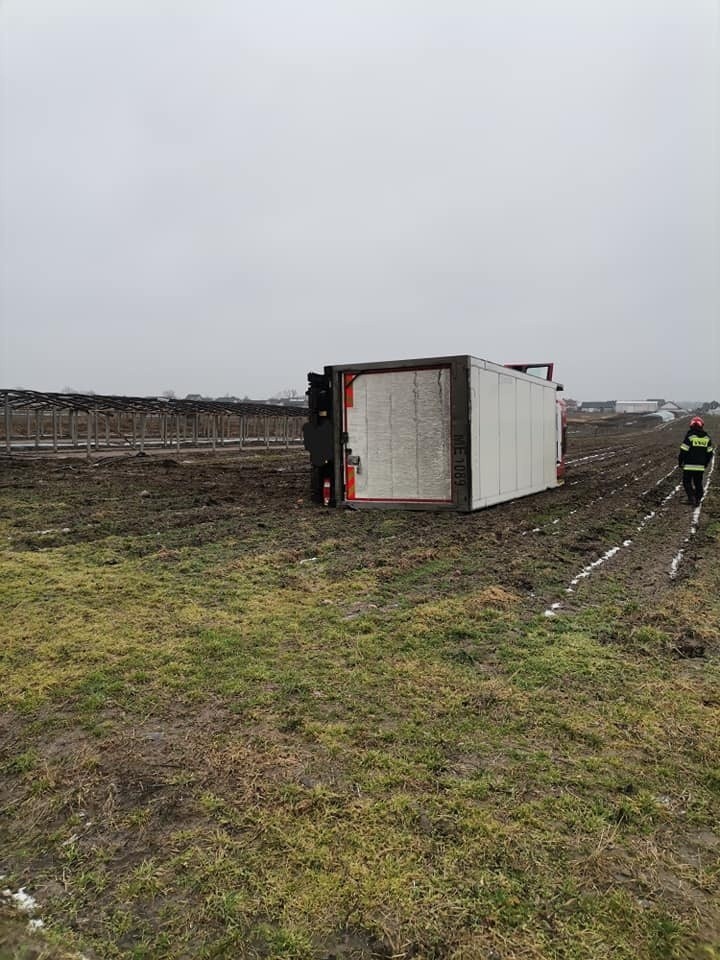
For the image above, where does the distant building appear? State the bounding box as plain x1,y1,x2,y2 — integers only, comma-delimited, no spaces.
579,401,616,413
266,396,306,407
660,401,683,413
647,398,666,406
615,400,659,414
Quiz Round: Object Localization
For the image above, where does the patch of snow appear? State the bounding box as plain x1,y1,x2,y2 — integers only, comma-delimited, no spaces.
669,550,685,578
2,887,39,912
567,452,610,465
567,545,622,588
299,557,318,564
637,510,656,531
661,483,682,505
28,918,45,932
641,467,677,496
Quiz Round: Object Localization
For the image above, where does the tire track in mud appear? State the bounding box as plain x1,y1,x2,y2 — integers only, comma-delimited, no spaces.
539,424,712,617
399,425,691,612
521,453,662,538
542,480,684,617
3,420,696,624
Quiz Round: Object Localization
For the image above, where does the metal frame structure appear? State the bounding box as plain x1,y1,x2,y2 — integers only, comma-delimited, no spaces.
1,389,307,455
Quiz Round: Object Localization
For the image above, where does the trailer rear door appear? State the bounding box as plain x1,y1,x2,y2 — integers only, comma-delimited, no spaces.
342,366,453,503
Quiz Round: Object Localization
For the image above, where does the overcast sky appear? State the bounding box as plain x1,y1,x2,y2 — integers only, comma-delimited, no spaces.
1,0,718,401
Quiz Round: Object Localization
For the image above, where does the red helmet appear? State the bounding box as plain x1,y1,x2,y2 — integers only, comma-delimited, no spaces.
689,416,704,429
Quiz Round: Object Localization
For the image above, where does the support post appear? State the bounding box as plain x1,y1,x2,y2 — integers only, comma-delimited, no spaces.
52,409,58,453
35,411,41,449
4,396,11,453
86,411,92,457
140,415,146,453
175,414,180,451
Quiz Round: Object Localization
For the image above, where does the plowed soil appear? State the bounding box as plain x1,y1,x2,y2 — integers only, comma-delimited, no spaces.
1,415,719,960
1,416,705,612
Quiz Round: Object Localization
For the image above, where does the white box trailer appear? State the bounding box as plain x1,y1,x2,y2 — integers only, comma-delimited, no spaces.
304,356,564,511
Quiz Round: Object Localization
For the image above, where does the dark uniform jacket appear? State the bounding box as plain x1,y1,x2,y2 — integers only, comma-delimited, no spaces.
679,428,714,472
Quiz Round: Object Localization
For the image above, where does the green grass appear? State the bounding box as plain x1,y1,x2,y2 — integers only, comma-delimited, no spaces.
1,455,719,959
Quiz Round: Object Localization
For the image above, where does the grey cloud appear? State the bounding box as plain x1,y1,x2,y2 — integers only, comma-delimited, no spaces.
1,0,717,400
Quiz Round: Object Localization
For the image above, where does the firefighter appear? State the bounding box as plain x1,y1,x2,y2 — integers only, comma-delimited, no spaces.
678,416,714,506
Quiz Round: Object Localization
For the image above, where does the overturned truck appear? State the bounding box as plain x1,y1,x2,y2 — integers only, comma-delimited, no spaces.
303,356,566,512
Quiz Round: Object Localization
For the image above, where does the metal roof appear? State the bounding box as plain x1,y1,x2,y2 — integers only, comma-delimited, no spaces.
0,389,307,418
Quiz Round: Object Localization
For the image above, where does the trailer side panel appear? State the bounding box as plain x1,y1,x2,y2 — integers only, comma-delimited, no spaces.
470,359,558,510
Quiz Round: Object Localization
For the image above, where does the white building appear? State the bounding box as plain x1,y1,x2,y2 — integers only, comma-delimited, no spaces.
615,400,659,414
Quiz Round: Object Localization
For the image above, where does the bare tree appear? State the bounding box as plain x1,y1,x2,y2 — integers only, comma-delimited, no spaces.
272,387,303,400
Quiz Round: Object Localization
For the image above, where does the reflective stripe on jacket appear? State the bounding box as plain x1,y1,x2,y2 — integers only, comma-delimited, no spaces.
679,429,714,472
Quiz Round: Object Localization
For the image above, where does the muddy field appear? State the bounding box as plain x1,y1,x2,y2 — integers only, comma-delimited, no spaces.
1,417,719,959
3,416,709,614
